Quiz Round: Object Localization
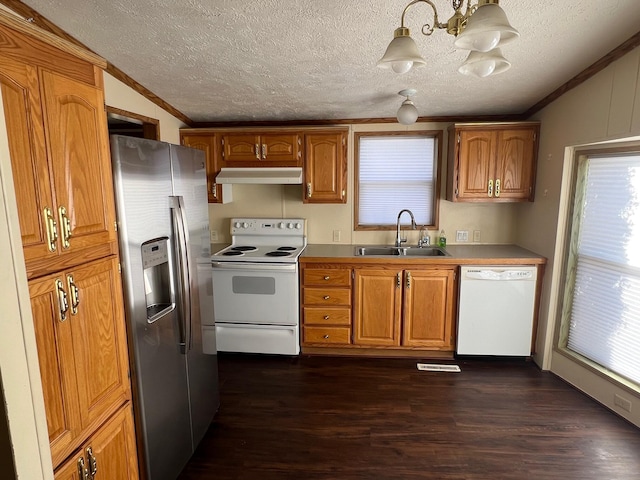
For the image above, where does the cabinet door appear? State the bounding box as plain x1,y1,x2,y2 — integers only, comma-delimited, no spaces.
0,55,57,266
221,133,261,162
84,405,139,480
402,269,455,349
53,455,84,480
182,134,221,203
353,269,402,346
67,257,130,431
54,405,139,480
303,132,347,203
29,274,81,466
40,69,117,256
495,128,537,201
456,130,496,200
261,133,302,165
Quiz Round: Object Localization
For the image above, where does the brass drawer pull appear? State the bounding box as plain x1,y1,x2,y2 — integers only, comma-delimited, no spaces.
323,295,330,300
87,446,97,477
323,334,330,339
324,276,330,280
77,456,89,480
67,274,80,315
324,315,330,320
55,278,69,322
44,206,58,252
58,205,72,249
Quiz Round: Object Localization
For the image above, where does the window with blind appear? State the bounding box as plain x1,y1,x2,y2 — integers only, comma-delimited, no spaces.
355,132,440,228
562,151,640,387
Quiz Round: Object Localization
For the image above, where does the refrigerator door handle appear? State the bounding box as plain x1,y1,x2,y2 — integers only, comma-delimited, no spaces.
170,196,192,353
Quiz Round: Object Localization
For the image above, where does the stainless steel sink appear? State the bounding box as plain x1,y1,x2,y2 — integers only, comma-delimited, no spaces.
355,246,449,257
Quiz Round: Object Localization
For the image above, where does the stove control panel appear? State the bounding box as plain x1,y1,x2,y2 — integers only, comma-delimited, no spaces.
230,218,305,236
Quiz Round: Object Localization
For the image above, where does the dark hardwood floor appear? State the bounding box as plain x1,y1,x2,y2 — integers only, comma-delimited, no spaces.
178,354,640,480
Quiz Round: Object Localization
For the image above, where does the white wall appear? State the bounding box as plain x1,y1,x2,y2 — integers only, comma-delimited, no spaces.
208,122,519,246
517,46,640,426
103,73,187,143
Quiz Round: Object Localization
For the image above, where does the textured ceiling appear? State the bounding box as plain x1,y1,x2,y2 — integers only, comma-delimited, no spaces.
14,0,640,123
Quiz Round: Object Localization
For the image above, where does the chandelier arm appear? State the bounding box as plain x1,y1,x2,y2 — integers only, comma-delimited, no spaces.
400,0,448,36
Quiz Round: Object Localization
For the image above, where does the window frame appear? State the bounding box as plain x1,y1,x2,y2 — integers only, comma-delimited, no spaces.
556,143,640,393
353,130,442,231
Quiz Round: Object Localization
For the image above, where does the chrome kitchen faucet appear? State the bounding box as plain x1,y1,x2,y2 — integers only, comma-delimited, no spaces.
395,209,416,247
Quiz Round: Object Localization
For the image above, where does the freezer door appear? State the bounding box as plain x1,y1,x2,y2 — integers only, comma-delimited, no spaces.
170,144,220,446
111,136,193,480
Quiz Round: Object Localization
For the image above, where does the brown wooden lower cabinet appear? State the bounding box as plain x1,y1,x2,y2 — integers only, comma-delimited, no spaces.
301,266,352,347
54,404,138,480
300,263,456,353
353,267,456,350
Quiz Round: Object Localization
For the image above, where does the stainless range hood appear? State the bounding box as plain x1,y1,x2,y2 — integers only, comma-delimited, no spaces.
215,167,303,184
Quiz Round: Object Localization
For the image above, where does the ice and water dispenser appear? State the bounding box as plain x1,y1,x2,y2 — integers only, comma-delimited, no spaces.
141,238,175,322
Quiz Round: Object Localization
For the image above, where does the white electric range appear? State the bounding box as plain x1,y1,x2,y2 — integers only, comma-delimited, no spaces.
210,218,306,355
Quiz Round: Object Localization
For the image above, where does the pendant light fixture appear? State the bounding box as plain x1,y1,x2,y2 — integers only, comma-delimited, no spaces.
377,0,519,77
396,89,419,125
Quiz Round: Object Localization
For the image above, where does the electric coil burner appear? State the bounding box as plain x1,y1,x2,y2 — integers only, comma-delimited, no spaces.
211,218,306,355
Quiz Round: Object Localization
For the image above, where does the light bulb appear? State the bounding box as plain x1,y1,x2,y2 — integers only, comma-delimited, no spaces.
391,60,413,74
470,31,501,52
397,100,418,125
458,49,510,77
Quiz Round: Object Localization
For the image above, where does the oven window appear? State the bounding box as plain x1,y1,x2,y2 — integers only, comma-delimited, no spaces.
232,276,276,295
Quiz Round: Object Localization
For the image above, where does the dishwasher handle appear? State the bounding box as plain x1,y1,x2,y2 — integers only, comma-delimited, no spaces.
464,269,535,281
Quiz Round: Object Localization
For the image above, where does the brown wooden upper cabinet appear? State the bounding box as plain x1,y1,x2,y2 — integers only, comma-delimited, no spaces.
0,54,117,279
180,133,223,203
220,131,302,167
303,130,348,204
447,122,540,202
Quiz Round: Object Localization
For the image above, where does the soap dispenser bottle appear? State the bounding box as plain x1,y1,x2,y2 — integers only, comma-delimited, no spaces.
438,229,447,248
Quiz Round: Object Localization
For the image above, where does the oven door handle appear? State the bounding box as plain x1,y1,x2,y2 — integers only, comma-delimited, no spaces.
170,196,192,354
211,262,297,272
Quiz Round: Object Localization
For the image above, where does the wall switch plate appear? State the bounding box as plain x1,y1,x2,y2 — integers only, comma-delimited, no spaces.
456,230,468,242
473,230,481,242
210,230,219,242
333,230,341,242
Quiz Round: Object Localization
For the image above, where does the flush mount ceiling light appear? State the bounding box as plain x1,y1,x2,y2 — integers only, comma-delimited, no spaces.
396,89,419,125
377,0,519,77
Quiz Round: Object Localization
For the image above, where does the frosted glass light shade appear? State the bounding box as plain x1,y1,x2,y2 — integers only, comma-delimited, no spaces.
378,32,427,73
454,3,519,52
397,99,419,125
458,48,510,77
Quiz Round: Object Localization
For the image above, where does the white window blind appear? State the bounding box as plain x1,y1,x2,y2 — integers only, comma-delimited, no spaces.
358,135,436,226
567,154,640,386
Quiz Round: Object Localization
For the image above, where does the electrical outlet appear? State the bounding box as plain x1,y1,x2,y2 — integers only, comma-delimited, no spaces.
333,230,341,242
455,230,468,242
210,230,218,243
614,393,632,412
473,230,481,242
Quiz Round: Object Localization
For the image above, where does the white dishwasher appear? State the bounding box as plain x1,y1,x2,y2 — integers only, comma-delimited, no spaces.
457,265,537,356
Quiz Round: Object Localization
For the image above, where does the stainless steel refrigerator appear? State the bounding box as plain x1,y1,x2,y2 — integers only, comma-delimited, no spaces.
110,135,219,480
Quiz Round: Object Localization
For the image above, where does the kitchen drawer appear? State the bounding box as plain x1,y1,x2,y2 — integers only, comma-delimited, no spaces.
303,326,351,345
303,287,351,306
303,306,351,326
303,268,351,287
